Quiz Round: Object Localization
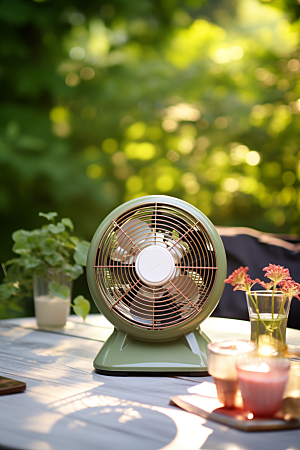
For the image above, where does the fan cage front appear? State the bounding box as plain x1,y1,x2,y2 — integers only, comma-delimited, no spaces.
93,201,218,331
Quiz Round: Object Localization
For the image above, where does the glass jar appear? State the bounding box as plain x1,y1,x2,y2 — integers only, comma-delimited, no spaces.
33,270,72,327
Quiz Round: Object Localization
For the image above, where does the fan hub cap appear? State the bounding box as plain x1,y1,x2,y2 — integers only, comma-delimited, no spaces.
135,246,175,286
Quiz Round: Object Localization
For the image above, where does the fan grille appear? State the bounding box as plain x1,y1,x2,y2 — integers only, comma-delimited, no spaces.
94,202,218,330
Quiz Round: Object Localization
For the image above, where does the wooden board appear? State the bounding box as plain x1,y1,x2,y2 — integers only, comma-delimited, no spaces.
0,376,26,395
170,393,300,432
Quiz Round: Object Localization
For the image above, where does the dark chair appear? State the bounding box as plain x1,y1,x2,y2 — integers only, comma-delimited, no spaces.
212,227,300,330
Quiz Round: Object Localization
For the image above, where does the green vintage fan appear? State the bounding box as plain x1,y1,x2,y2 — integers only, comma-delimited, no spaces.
87,195,226,375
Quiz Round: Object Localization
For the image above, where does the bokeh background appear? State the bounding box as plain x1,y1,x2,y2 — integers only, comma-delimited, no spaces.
1,0,300,319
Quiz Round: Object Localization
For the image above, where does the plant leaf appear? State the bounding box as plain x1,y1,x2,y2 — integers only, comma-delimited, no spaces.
48,223,65,234
12,230,33,254
20,256,42,269
72,295,90,321
39,238,56,255
12,241,32,254
74,241,90,266
61,218,74,231
39,212,58,221
48,281,69,300
3,258,19,267
62,263,83,280
0,283,18,301
45,253,63,266
69,236,79,245
7,302,24,313
12,229,31,243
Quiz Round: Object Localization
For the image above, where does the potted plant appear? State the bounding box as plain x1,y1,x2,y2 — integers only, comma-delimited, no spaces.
0,212,90,327
225,264,300,353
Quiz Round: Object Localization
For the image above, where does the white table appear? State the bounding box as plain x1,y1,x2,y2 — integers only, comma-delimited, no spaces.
0,315,299,450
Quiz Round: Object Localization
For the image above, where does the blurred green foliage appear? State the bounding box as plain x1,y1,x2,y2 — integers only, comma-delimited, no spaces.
0,0,300,317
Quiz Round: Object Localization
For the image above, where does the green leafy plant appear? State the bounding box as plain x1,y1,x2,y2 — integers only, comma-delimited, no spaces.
0,212,90,320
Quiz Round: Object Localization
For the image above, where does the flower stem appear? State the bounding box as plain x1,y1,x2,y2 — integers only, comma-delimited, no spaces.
275,294,288,343
248,291,263,322
248,291,268,338
277,295,287,319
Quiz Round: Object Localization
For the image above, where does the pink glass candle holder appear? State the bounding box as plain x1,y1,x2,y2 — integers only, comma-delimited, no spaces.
207,340,256,408
237,358,290,417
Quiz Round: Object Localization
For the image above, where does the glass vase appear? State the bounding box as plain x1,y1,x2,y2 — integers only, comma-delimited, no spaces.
246,290,291,356
33,270,72,327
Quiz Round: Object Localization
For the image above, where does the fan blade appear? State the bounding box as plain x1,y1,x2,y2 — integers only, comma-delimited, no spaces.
167,275,199,305
130,286,159,324
138,232,167,250
169,241,186,263
110,246,134,264
130,284,193,326
117,219,152,249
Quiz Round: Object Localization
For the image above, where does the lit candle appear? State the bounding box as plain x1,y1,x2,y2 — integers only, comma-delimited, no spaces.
207,340,256,408
237,358,290,417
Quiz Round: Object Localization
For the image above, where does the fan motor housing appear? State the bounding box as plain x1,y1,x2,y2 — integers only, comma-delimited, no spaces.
87,195,227,343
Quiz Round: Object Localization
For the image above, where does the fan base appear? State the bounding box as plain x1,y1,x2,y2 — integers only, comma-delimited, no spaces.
93,327,210,376
94,368,208,376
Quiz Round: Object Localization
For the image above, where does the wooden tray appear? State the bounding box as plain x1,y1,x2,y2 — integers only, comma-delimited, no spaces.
170,382,300,432
0,376,26,396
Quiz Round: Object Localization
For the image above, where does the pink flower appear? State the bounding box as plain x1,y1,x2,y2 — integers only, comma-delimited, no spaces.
263,264,291,287
225,267,260,292
225,266,249,286
257,280,274,290
233,275,261,292
278,279,300,301
225,263,299,301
